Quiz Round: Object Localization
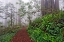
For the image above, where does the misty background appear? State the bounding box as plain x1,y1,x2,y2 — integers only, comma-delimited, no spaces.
0,0,64,27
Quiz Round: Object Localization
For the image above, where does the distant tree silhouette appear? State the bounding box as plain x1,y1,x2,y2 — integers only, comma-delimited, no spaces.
4,3,16,27
41,0,59,16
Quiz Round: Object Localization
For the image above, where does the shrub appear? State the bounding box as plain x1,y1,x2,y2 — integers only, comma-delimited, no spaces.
0,33,15,42
0,27,21,42
27,11,64,42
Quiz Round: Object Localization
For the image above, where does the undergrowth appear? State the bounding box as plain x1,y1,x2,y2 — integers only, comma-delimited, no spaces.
27,11,64,42
0,26,21,42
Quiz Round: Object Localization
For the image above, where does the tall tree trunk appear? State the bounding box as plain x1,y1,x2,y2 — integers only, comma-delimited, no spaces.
55,0,59,10
41,0,45,16
48,0,54,13
18,15,21,27
11,9,13,28
16,12,18,25
5,15,7,28
41,0,59,16
5,11,8,28
51,0,54,9
45,0,48,9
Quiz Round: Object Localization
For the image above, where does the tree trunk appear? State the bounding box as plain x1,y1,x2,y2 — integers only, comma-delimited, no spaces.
55,0,59,10
10,9,13,28
18,15,21,27
41,0,59,16
41,0,45,16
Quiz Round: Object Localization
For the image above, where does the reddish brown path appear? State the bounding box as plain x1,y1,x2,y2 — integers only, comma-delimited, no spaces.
11,27,33,42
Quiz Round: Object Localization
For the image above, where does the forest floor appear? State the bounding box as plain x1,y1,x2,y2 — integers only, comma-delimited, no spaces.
11,27,33,42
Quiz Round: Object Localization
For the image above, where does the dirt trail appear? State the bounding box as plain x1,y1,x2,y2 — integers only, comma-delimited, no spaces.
11,27,33,42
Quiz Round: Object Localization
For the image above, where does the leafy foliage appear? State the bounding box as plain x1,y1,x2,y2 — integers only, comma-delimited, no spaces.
0,27,21,42
0,33,15,42
27,11,64,42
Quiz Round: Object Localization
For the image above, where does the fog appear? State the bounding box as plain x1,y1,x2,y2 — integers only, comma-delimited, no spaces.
0,0,64,26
